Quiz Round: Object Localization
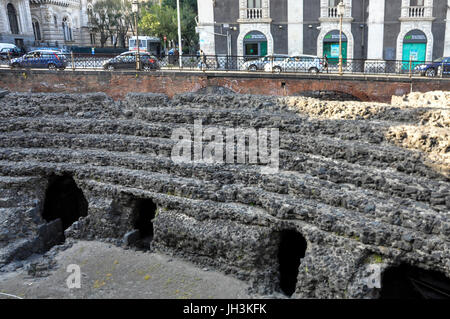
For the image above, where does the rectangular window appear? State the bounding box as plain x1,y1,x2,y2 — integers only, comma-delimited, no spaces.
245,43,258,55
328,0,338,6
247,0,262,8
411,0,424,6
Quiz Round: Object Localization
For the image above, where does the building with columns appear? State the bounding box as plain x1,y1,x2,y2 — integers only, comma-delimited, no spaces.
1,0,96,49
0,0,34,47
196,0,450,62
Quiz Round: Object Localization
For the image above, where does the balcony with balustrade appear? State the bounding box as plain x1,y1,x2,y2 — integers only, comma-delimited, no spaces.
319,3,353,23
328,6,338,18
246,8,263,19
400,5,434,21
237,2,271,23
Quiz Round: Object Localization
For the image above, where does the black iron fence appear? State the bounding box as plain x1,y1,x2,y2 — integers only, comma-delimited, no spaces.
0,52,448,77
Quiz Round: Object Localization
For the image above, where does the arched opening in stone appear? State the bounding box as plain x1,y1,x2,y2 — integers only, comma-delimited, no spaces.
380,264,450,299
42,174,88,231
130,198,157,250
277,229,307,297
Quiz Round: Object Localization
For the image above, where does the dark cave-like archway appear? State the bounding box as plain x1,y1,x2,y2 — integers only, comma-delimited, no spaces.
131,198,157,249
42,174,88,231
380,264,450,299
277,229,307,297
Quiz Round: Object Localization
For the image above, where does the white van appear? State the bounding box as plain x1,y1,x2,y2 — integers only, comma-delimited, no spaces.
0,43,18,51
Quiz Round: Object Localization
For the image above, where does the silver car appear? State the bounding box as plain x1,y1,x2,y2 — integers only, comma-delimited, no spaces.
240,55,289,71
264,55,323,73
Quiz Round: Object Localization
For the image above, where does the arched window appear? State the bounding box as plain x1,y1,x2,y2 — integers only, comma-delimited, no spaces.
54,15,58,28
62,17,73,41
7,3,19,34
32,19,41,41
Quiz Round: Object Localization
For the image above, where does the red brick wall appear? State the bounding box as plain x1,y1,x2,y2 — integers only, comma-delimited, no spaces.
1,69,449,102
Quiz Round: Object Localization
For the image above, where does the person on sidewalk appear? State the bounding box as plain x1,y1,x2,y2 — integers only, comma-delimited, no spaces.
323,54,329,73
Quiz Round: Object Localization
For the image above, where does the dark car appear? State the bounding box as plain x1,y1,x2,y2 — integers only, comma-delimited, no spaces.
415,57,450,77
103,51,159,70
0,47,23,60
9,50,67,70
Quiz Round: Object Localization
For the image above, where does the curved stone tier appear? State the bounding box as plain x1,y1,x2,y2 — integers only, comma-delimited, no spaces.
0,91,448,298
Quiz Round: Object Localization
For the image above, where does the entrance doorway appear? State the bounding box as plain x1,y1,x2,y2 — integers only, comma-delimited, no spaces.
243,31,268,57
323,30,347,65
402,29,427,71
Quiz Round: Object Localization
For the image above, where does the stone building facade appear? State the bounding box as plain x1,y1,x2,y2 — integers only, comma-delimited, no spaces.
196,0,450,61
0,0,94,49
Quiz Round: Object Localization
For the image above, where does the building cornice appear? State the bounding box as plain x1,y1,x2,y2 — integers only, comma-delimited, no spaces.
29,0,80,8
237,18,272,24
398,17,436,22
319,17,354,23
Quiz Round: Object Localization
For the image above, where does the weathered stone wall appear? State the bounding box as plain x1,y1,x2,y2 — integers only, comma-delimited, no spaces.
1,69,450,102
0,91,448,298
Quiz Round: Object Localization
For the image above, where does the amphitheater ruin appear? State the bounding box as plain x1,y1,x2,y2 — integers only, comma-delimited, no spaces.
0,89,449,299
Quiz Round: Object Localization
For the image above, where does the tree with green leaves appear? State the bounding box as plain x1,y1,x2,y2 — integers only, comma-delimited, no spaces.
162,0,197,10
139,0,198,53
139,4,178,44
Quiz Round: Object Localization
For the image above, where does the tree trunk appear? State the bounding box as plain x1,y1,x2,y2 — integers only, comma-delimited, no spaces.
100,33,107,48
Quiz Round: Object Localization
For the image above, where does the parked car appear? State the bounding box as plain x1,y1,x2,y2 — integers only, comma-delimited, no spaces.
9,50,67,70
103,51,159,70
0,43,18,52
0,47,23,60
240,55,289,71
415,57,450,77
264,55,323,73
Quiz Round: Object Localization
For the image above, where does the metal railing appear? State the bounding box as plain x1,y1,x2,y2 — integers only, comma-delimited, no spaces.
0,53,448,78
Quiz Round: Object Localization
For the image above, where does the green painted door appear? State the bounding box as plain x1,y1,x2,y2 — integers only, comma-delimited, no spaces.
260,41,267,56
402,42,426,70
323,42,347,65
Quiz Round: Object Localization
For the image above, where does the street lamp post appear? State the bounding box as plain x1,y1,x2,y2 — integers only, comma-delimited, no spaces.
132,0,140,70
337,1,345,76
176,0,182,68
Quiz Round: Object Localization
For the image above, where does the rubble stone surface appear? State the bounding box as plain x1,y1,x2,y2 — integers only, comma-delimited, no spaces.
0,91,448,298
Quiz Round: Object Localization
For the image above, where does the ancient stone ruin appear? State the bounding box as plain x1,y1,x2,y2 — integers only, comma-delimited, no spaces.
0,90,448,298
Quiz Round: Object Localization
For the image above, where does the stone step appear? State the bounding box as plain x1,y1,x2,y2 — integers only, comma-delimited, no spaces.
80,179,449,261
0,175,43,189
3,92,447,128
0,147,447,211
0,159,447,242
0,115,391,145
0,124,445,182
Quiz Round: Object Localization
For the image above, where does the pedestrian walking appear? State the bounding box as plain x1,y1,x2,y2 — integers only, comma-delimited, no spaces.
199,49,208,70
323,54,329,73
